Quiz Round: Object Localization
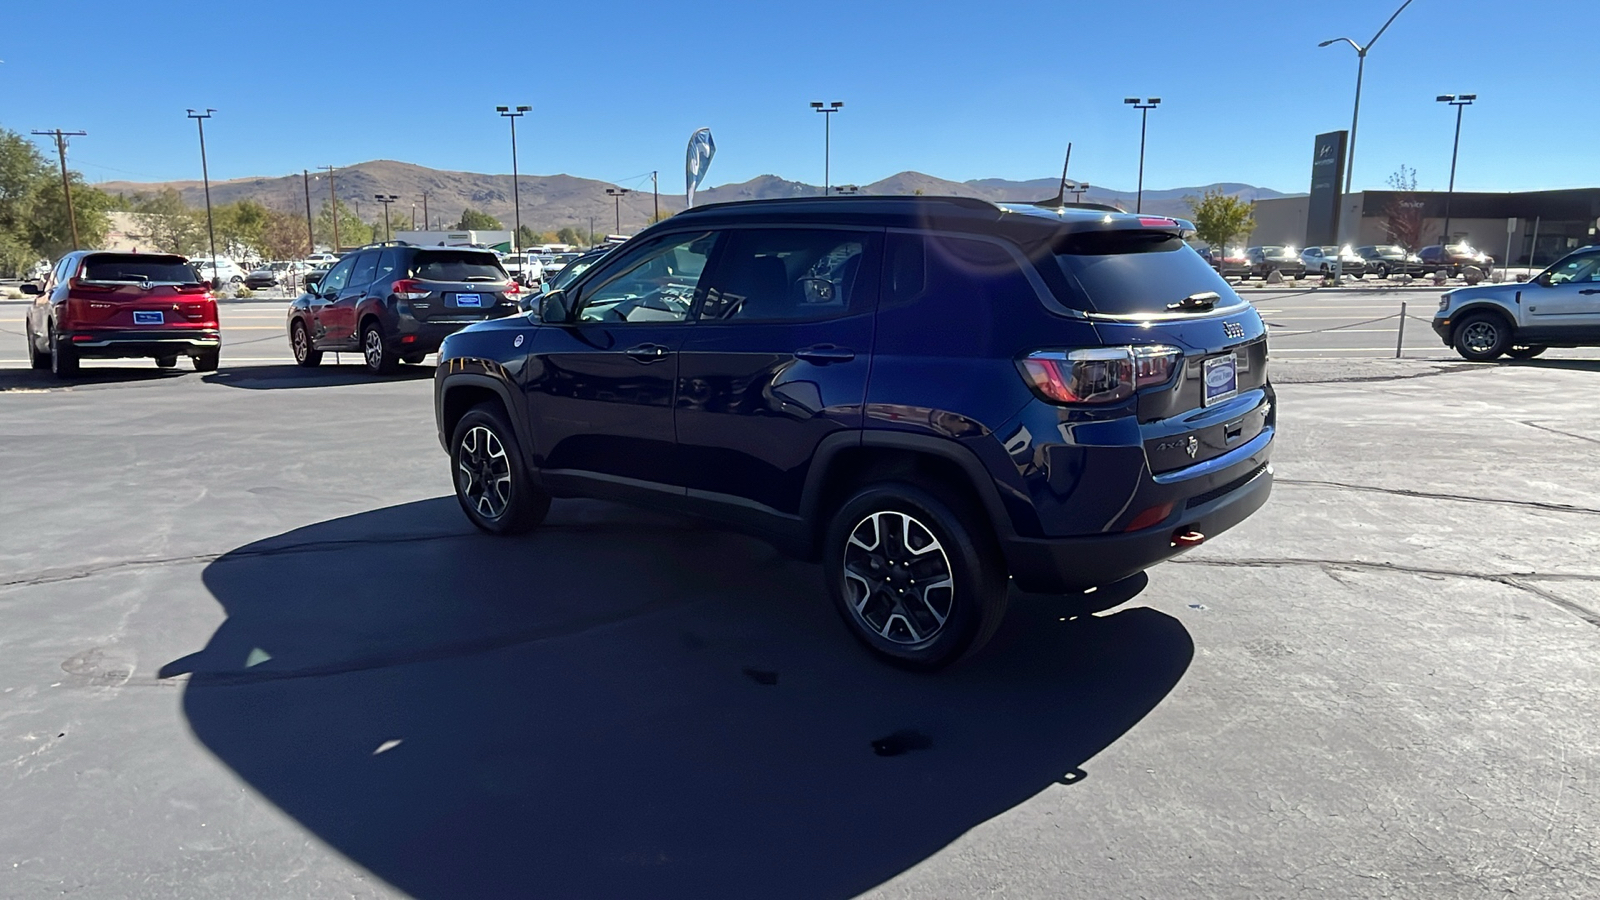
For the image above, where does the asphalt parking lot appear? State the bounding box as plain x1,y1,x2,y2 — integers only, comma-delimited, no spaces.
2,305,1598,897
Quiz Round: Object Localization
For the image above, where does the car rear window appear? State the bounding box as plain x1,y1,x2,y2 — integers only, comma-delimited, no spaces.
81,255,199,284
412,251,507,282
1052,231,1235,315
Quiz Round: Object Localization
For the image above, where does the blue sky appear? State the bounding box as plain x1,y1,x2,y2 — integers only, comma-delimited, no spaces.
1,0,1588,195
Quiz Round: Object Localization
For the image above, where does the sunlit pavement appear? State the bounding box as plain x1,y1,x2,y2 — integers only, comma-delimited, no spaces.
0,352,1597,897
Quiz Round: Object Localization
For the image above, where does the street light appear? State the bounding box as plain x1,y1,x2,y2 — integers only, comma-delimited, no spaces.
496,105,531,254
186,109,219,285
374,194,398,241
1319,0,1416,277
832,184,859,195
1069,182,1090,204
1436,94,1476,248
1122,98,1160,213
809,101,844,195
605,187,631,234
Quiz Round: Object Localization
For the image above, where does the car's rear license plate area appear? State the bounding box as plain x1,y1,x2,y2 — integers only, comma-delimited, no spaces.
1203,353,1238,406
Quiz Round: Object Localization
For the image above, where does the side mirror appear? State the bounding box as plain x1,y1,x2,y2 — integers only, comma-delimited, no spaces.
19,282,41,295
539,289,571,324
1534,272,1552,287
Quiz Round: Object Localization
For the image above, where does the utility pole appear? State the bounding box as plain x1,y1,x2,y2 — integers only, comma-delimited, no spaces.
411,201,417,230
302,169,314,255
652,170,659,223
32,129,87,250
497,105,531,253
422,192,430,231
374,194,398,241
589,216,595,247
809,101,844,194
1123,98,1161,213
321,165,339,251
186,110,219,283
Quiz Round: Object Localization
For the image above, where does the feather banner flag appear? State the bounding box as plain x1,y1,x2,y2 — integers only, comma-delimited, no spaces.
685,128,716,208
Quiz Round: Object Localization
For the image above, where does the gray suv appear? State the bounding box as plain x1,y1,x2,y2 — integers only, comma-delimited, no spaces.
286,242,526,374
1432,246,1600,360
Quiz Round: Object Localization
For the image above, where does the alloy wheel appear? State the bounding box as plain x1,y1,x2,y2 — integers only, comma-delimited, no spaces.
841,511,955,645
292,325,308,363
363,328,384,370
457,425,512,519
1462,321,1499,354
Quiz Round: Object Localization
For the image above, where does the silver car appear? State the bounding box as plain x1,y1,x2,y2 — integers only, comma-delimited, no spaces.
1431,245,1600,360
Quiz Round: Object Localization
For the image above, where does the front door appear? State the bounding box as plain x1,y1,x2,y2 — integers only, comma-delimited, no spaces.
323,251,378,347
309,256,355,348
522,230,720,493
1525,249,1600,337
675,227,880,516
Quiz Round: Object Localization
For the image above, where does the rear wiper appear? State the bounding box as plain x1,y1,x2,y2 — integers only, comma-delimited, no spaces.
464,276,501,282
1167,291,1220,311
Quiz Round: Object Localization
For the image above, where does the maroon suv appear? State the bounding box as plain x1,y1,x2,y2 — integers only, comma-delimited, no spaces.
22,251,220,378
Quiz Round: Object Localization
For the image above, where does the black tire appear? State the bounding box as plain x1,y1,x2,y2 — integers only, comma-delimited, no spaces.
155,355,178,369
361,321,397,375
49,325,79,378
450,401,549,535
401,351,427,365
823,481,1008,670
1453,312,1512,362
26,327,49,370
192,350,219,372
1374,264,1388,279
1506,345,1548,360
291,319,322,367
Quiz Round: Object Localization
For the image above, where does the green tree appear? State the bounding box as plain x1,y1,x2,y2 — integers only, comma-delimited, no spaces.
515,224,540,248
213,199,273,256
313,199,373,251
1184,188,1256,252
456,207,502,230
555,226,585,247
129,189,206,256
259,207,310,261
0,128,111,273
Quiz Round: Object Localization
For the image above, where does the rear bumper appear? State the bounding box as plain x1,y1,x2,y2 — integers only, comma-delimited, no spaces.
1001,458,1273,593
393,310,520,353
63,329,220,358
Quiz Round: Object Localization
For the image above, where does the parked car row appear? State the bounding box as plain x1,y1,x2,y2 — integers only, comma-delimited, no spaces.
1211,242,1495,281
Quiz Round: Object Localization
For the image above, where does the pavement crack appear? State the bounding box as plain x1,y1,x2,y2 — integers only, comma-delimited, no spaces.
1520,420,1600,448
1277,478,1600,517
1173,556,1600,628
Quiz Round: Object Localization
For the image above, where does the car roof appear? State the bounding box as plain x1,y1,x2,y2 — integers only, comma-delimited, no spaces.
659,195,1194,240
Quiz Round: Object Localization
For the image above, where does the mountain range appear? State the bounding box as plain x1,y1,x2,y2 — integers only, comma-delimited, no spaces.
97,160,1292,235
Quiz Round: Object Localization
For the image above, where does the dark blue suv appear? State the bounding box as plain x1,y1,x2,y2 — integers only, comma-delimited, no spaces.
433,197,1275,668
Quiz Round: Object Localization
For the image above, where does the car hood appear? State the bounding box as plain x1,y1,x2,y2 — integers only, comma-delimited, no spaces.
1446,283,1518,304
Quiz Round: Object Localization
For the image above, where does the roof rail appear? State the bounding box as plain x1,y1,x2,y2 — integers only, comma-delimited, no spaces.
352,239,414,251
677,194,1001,215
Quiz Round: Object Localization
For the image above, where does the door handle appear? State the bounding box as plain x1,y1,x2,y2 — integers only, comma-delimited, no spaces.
794,344,856,364
624,343,670,362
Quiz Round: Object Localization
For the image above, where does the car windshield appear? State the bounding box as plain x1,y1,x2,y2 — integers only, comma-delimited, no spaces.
1053,230,1236,315
412,251,507,282
549,254,607,291
81,255,200,284
1261,247,1296,259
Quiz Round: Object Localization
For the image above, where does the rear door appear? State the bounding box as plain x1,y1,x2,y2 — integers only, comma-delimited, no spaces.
522,230,719,491
71,254,213,331
675,226,880,516
1051,228,1271,475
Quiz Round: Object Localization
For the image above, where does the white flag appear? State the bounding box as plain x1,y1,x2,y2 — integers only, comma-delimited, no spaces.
685,128,716,208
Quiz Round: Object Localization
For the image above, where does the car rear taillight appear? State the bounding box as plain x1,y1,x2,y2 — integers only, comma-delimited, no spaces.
392,279,430,300
503,280,522,296
1018,345,1181,404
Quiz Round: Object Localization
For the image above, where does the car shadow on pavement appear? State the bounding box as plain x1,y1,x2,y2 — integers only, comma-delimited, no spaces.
1501,357,1600,373
0,365,187,391
201,363,436,390
164,497,1191,900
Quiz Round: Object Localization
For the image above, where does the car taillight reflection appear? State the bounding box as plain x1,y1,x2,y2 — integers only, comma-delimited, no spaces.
1018,345,1182,404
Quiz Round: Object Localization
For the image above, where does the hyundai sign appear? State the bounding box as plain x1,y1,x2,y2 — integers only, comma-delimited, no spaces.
1306,130,1348,248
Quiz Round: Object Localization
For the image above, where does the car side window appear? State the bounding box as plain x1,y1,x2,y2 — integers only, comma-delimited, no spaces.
54,255,76,285
348,252,379,290
319,257,354,295
574,231,717,324
374,250,401,286
697,228,874,323
1547,252,1600,285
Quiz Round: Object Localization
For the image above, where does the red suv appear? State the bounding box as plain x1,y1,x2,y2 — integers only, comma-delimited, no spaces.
22,251,220,378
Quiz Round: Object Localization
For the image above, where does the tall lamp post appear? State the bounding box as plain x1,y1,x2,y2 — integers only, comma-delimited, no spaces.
1069,182,1090,204
186,109,219,283
809,101,843,195
1436,93,1476,248
496,105,530,253
374,194,398,241
1122,98,1160,213
605,187,631,235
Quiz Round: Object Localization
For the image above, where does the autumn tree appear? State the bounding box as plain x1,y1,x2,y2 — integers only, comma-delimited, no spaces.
456,208,502,230
1383,165,1425,251
1184,188,1256,252
129,189,206,256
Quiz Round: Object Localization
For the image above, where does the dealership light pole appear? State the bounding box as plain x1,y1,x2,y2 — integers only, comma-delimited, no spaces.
652,170,659,223
302,170,315,255
810,101,843,194
1069,182,1090,204
606,187,631,235
321,165,339,251
1437,93,1476,247
497,105,530,253
186,109,219,281
374,194,398,241
31,129,86,250
421,191,430,231
1123,98,1160,213
1319,0,1416,211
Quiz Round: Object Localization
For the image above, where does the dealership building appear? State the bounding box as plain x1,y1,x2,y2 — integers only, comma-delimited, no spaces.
1247,188,1600,267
